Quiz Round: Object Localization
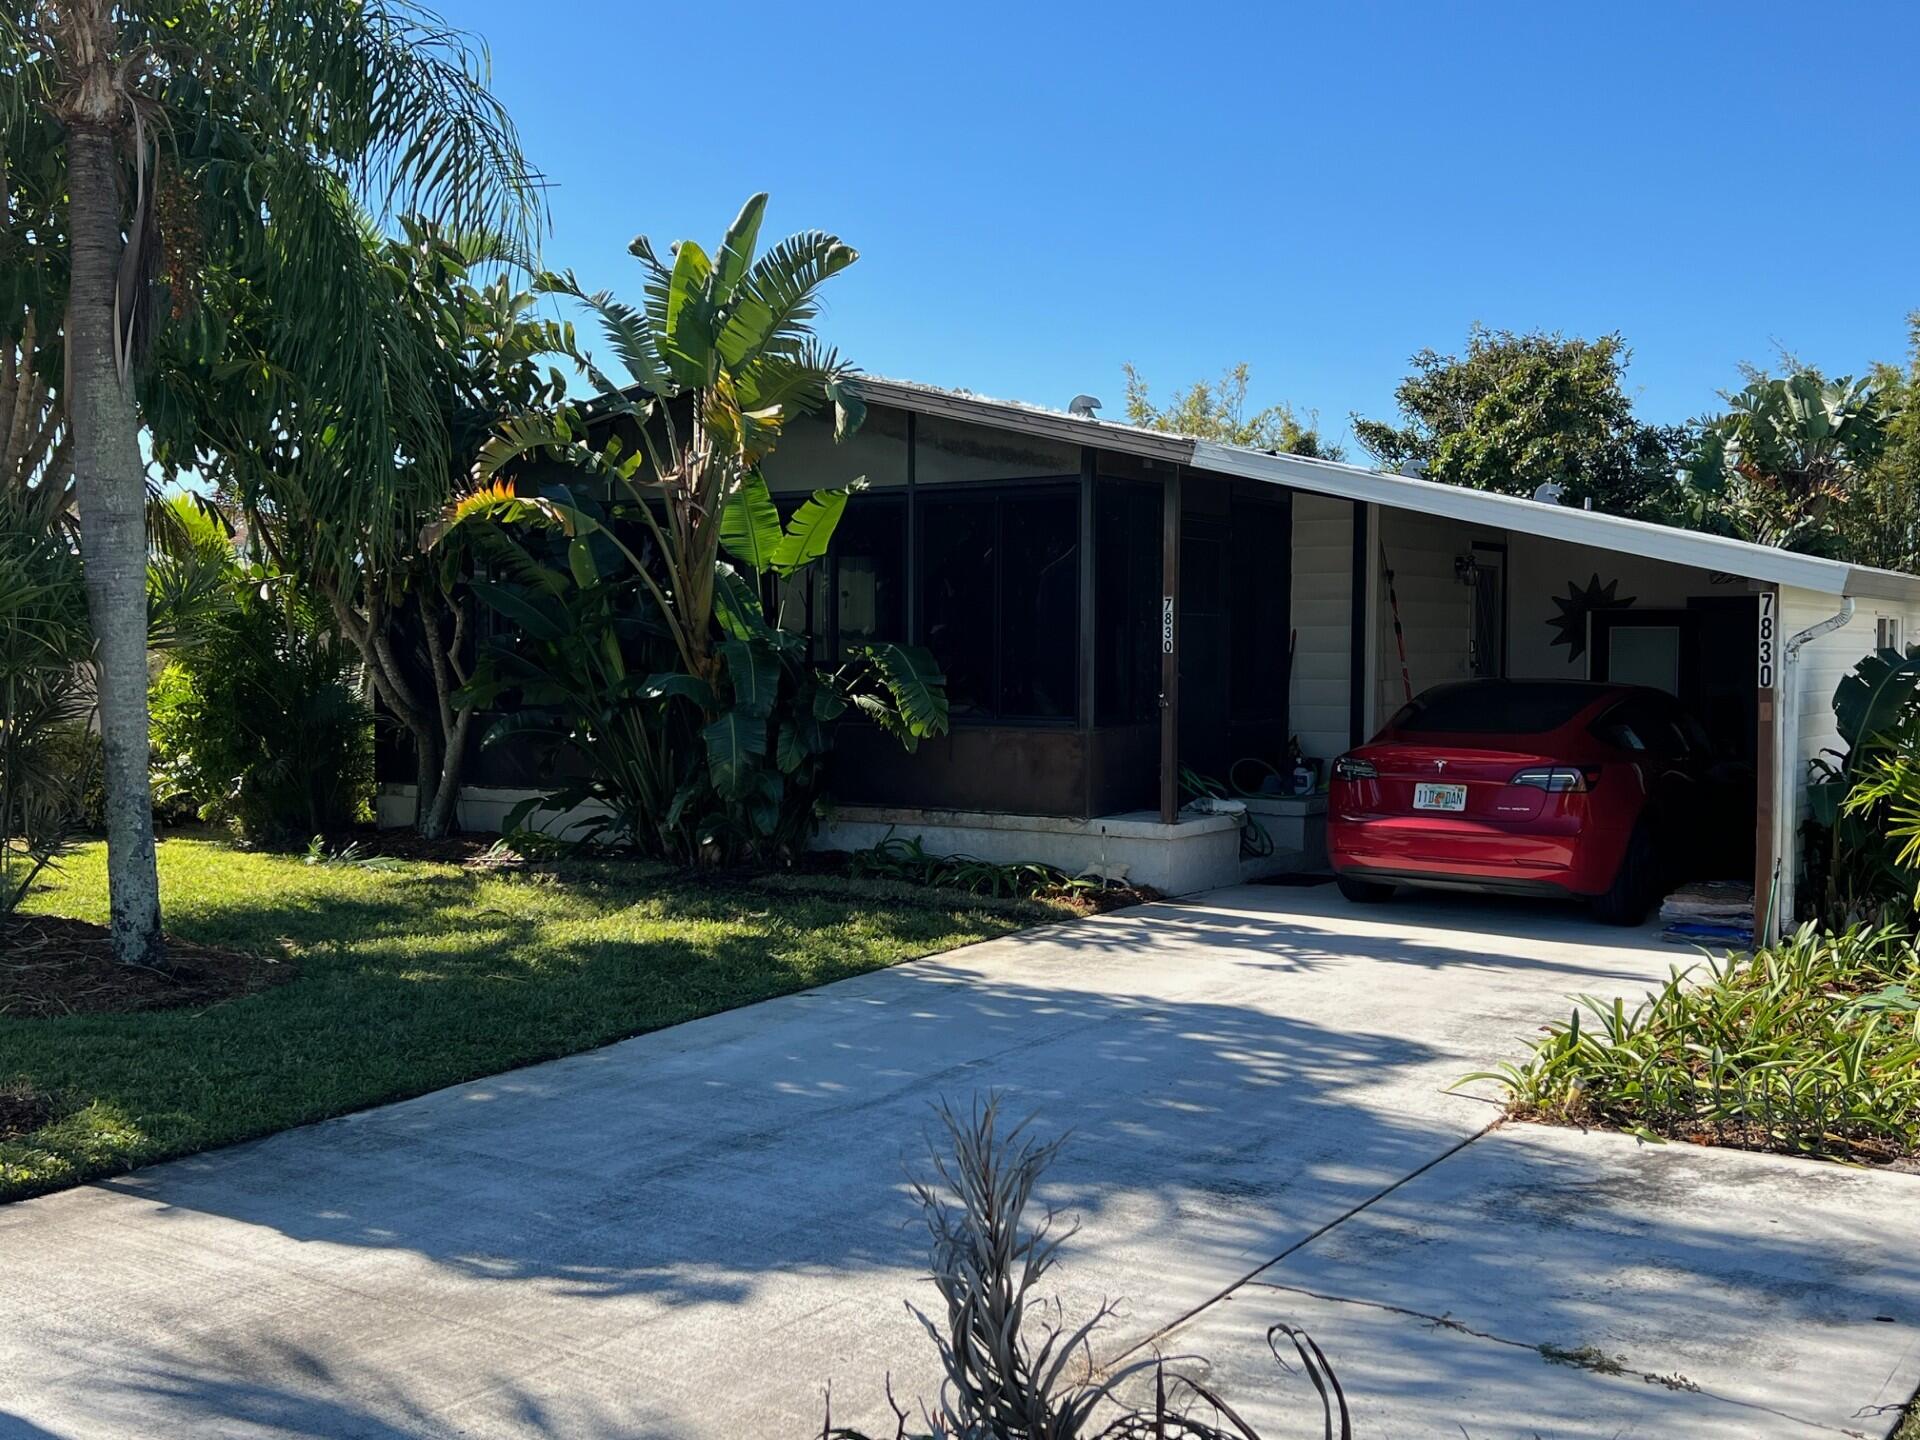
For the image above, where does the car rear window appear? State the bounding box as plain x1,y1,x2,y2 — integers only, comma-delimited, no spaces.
1391,682,1605,736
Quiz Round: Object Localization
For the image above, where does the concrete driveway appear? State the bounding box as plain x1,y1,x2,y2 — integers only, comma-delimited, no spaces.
4,884,1916,1438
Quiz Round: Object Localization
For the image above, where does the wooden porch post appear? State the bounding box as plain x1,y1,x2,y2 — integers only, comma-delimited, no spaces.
1159,465,1182,823
904,412,919,644
1078,447,1096,731
1754,587,1780,940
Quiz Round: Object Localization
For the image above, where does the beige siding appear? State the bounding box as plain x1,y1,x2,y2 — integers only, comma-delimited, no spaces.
1375,507,1479,716
1506,537,1732,680
1288,494,1354,761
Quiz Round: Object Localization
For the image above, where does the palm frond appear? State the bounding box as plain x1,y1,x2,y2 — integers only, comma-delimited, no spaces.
716,230,858,369
771,486,853,574
709,192,767,305
718,469,783,574
144,0,545,574
536,269,669,396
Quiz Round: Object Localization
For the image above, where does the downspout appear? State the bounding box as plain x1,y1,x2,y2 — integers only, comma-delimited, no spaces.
1771,596,1855,938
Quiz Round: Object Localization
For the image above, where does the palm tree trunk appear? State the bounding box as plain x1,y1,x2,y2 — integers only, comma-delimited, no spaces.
66,124,165,967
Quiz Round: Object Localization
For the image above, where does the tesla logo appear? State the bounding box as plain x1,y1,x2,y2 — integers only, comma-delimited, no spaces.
1433,759,1448,773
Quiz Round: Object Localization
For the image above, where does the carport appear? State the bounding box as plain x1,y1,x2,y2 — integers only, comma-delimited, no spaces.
1204,440,1920,935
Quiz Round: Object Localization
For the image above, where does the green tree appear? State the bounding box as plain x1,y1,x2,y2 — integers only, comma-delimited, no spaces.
1836,317,1920,573
3,1,537,962
1,96,68,530
1353,326,1683,516
1123,361,1343,459
1679,369,1890,555
152,222,574,838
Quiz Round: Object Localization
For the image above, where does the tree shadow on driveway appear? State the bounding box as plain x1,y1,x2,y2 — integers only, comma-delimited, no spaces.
9,883,1751,1439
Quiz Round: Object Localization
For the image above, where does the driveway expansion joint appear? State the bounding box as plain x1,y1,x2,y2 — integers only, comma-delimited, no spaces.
1237,1278,1870,1437
1098,1118,1502,1375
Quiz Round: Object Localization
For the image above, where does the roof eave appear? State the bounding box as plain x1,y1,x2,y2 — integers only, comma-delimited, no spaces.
854,378,1196,467
1192,441,1920,603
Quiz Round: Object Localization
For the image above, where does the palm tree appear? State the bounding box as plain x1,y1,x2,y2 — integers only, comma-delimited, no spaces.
2,1,539,963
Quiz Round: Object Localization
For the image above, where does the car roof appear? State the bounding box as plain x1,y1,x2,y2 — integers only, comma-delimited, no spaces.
1380,679,1662,740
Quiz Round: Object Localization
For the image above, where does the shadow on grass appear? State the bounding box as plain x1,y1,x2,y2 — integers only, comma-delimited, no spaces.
0,858,1029,1202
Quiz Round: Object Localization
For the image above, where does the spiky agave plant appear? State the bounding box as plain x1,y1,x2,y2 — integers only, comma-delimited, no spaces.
818,1095,1350,1440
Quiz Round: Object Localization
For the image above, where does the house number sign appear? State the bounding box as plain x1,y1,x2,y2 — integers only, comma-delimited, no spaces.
1757,591,1776,689
1162,596,1175,654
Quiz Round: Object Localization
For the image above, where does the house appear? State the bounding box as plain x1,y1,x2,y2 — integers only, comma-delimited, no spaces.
377,377,1920,935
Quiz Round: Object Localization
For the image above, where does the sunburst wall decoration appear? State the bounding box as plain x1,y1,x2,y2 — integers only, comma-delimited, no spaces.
1547,573,1636,661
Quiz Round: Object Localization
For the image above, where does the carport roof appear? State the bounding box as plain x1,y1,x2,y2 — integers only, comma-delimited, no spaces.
859,376,1920,605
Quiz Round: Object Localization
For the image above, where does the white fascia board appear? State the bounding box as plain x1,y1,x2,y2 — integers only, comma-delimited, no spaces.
1189,441,1912,600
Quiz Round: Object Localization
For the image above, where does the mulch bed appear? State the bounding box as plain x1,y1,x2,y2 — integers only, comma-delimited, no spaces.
341,833,502,866
0,1080,54,1141
793,849,1158,915
0,914,294,1020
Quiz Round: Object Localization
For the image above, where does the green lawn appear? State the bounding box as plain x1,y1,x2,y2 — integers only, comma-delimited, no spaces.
2,839,1035,1202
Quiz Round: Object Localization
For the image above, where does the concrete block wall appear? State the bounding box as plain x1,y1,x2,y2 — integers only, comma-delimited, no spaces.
814,805,1243,896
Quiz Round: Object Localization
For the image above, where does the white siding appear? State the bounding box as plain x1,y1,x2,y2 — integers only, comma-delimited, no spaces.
1288,493,1354,761
1781,587,1879,811
1773,588,1920,923
1375,507,1479,716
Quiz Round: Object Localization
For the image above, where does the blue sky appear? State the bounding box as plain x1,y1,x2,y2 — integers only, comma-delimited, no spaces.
457,0,1919,452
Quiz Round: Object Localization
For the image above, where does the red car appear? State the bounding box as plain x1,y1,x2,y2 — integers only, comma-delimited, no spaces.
1328,680,1722,925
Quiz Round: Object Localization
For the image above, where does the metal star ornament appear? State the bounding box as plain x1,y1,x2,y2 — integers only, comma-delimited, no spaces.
1547,573,1636,661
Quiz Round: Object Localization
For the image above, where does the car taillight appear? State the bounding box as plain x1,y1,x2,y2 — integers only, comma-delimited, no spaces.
1333,756,1377,781
1510,766,1600,793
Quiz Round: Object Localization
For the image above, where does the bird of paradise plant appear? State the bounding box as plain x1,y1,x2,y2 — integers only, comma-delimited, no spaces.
431,196,946,862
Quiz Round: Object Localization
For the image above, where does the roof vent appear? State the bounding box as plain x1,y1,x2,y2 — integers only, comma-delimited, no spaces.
1068,394,1101,418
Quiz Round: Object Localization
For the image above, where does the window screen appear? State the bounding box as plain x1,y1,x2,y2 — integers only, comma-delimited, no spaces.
829,497,907,661
1094,479,1163,725
763,494,906,663
920,486,1080,722
999,492,1079,719
919,496,998,718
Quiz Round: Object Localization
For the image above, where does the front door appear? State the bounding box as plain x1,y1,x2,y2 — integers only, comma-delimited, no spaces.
1593,597,1759,879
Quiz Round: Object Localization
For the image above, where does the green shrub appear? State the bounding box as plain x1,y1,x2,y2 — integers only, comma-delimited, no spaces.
36,722,108,831
849,833,1107,901
1806,646,1920,926
0,495,94,915
1469,924,1920,1161
150,582,371,843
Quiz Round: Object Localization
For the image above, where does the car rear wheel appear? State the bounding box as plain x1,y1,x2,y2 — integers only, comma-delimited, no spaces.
1591,826,1655,927
1336,874,1395,904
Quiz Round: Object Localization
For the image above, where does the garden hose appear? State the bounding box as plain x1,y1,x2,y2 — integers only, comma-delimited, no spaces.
1180,766,1276,858
1229,757,1287,798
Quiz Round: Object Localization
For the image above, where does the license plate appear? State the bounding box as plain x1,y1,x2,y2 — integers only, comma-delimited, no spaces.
1414,782,1468,812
